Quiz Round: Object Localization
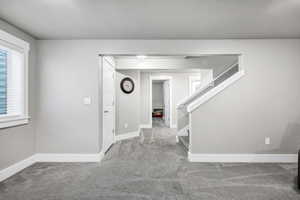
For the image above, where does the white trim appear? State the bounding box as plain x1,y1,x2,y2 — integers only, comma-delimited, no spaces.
188,153,298,163
0,155,35,182
140,124,152,129
187,70,245,112
0,116,30,128
188,113,192,150
149,75,173,128
35,152,104,163
115,129,140,141
0,152,105,182
100,56,116,153
0,29,30,129
113,62,117,143
177,61,240,108
0,29,30,51
189,75,201,96
177,125,189,136
103,56,115,67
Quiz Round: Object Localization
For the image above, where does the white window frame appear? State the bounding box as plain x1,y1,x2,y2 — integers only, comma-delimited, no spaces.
0,29,30,128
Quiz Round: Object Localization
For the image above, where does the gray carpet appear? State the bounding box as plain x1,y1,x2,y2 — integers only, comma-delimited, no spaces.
0,120,299,199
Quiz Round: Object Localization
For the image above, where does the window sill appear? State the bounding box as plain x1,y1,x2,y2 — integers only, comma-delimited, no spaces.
0,116,30,129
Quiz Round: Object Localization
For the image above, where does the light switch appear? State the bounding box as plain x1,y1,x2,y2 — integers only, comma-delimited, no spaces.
83,97,91,105
265,137,270,145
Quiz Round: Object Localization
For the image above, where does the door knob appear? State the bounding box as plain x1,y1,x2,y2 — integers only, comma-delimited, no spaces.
104,110,109,113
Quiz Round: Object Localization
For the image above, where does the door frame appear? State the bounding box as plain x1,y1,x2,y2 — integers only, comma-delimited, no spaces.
163,80,171,127
149,75,173,128
100,56,116,154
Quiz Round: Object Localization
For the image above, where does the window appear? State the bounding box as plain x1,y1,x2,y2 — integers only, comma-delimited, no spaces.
189,76,202,95
191,80,202,94
189,71,214,95
0,29,29,128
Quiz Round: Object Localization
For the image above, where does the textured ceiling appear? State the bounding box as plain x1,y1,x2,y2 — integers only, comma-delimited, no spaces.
0,0,300,39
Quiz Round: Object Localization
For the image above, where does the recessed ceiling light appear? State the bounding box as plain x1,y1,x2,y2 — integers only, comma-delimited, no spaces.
136,55,147,59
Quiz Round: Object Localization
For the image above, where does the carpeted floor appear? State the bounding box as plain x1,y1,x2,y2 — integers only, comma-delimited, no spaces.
0,119,299,199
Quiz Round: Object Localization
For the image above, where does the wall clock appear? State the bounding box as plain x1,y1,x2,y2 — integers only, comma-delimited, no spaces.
120,77,135,94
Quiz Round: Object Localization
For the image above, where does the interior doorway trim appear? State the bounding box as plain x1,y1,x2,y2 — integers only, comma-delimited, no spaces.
100,56,116,154
149,75,174,128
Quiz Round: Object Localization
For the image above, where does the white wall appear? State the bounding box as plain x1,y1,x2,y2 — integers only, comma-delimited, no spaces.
152,82,164,109
36,39,300,156
0,20,37,170
115,70,140,135
190,40,300,154
0,33,298,171
36,41,100,153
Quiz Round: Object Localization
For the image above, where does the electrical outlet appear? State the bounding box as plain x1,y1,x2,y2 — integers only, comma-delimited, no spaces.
265,137,270,145
124,123,128,128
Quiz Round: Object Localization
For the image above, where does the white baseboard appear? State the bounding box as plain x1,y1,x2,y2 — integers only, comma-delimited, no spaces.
0,152,105,182
115,130,140,141
35,152,104,163
170,123,178,129
0,155,36,182
140,124,152,129
188,153,298,163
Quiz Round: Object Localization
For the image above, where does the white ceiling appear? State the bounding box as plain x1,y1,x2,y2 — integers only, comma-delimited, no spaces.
0,0,300,39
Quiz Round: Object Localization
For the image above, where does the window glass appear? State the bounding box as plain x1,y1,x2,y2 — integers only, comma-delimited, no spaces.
0,49,7,115
191,80,201,94
0,46,24,117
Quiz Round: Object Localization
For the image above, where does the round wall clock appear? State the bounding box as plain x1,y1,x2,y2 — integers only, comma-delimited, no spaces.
120,77,135,94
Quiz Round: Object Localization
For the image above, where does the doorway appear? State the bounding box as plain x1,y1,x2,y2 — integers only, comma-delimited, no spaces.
150,76,172,128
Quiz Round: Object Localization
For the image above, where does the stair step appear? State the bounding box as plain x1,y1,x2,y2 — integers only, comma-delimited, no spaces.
178,136,189,151
177,125,189,136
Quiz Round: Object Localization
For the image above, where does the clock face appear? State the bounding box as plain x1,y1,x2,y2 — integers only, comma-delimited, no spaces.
120,77,135,94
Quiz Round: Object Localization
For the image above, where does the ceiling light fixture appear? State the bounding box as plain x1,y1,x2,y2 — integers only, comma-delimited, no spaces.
136,55,147,59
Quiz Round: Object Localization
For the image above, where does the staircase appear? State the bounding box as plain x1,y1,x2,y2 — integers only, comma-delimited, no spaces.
176,62,245,152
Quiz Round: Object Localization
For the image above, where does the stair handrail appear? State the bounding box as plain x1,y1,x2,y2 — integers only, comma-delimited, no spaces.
177,61,239,108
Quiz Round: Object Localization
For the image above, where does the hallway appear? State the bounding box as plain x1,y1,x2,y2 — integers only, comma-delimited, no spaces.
0,127,299,199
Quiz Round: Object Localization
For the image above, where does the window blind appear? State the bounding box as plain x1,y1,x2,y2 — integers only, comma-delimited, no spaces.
0,49,7,115
0,29,29,128
0,44,24,117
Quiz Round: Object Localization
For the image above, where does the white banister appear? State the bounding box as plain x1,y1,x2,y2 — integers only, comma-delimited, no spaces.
177,62,241,110
187,69,245,112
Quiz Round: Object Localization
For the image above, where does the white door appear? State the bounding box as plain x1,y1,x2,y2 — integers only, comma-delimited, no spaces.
163,81,170,127
102,57,115,154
